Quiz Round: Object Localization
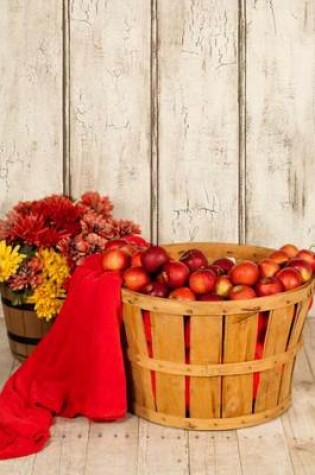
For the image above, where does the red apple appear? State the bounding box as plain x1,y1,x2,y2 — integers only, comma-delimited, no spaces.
280,244,298,258
215,275,233,298
162,261,190,289
105,239,128,251
212,257,235,273
198,293,224,301
141,245,170,273
286,258,313,283
268,250,289,266
131,251,144,267
102,249,130,271
207,264,225,276
141,281,169,298
258,258,280,278
105,239,135,256
123,266,150,291
228,285,257,300
229,260,259,286
169,287,196,301
296,249,315,272
276,267,303,291
179,249,208,272
255,277,284,297
189,269,217,295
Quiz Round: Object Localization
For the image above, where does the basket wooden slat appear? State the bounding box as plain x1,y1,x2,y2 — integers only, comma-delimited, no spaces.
254,305,295,412
278,297,312,403
122,242,315,430
151,312,185,417
123,302,155,410
222,312,259,417
189,315,222,418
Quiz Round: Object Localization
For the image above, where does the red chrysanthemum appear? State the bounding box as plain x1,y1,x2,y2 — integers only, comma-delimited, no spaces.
6,213,46,245
35,195,82,237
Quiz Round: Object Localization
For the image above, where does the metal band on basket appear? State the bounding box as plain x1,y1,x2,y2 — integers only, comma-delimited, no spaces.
7,331,42,346
1,296,35,312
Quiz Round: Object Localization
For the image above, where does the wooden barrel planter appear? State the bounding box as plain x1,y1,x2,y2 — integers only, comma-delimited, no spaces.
122,242,315,430
0,286,53,362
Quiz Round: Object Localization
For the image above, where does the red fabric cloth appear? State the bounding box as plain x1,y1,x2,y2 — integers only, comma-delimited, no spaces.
0,254,126,460
124,235,150,248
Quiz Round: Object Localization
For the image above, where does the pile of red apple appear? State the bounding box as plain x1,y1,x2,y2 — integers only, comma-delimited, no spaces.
101,240,315,301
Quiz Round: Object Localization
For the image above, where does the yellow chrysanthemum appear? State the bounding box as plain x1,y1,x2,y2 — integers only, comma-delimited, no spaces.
27,280,66,320
26,248,69,320
0,240,26,283
39,248,70,285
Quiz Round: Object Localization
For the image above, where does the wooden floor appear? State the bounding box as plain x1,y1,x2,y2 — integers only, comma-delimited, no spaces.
0,319,315,475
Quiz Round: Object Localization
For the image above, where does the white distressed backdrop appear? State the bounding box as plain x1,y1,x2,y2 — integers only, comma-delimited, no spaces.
1,0,315,249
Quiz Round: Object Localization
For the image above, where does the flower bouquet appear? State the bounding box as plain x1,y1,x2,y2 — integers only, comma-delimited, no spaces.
0,191,140,320
0,191,140,360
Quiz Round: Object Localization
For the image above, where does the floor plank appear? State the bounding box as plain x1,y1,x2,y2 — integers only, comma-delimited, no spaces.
84,414,139,475
188,431,242,475
32,418,90,475
282,348,315,475
237,418,295,475
137,419,189,475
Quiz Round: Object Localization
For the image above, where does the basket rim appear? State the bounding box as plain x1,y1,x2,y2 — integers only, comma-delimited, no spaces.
121,241,315,315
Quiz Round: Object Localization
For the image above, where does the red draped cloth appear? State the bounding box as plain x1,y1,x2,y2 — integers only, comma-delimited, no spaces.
0,254,126,459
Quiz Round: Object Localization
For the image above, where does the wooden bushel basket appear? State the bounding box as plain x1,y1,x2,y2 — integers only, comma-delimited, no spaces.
0,286,53,362
122,242,315,430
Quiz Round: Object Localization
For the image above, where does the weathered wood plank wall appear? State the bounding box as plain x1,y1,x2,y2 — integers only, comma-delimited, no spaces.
0,1,63,209
0,0,314,249
246,0,315,248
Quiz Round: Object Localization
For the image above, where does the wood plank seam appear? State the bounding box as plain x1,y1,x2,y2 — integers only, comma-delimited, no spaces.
150,0,158,244
238,0,246,245
62,0,71,196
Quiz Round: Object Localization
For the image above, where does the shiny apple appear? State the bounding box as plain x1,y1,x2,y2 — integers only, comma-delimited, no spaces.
102,249,130,271
229,260,259,286
123,266,150,291
189,269,217,295
215,275,233,298
286,258,313,283
280,244,298,258
268,250,289,266
162,261,190,289
228,285,257,300
169,287,196,301
179,248,208,272
276,267,303,291
296,249,315,272
258,258,280,278
141,245,170,273
255,277,284,297
212,257,235,273
105,239,128,251
141,281,169,298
